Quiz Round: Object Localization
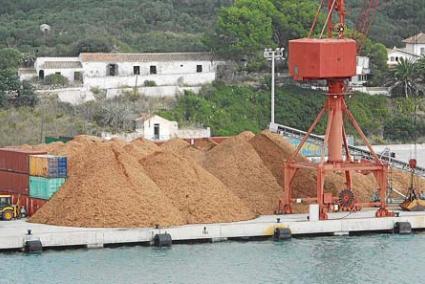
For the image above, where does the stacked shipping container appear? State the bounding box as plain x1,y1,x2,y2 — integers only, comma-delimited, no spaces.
29,155,68,178
29,155,67,200
0,149,67,216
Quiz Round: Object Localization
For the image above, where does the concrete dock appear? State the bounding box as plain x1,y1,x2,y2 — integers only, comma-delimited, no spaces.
2,209,425,251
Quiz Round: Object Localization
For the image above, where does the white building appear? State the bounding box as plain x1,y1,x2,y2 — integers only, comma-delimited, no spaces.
33,57,83,82
387,32,425,66
134,115,210,141
19,52,222,103
80,52,218,89
351,56,371,86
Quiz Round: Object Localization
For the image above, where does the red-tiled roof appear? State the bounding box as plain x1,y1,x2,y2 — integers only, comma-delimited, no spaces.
80,52,214,62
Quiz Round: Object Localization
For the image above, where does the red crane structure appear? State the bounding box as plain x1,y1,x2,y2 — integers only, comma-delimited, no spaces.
355,0,381,52
279,0,393,220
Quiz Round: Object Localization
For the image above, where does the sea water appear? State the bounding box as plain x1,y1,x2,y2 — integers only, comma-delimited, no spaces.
1,233,424,284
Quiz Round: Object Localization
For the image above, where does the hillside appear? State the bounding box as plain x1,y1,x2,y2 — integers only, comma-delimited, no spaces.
0,0,423,57
0,0,232,56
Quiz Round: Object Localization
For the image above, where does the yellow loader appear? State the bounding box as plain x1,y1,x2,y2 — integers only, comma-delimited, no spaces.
0,194,22,221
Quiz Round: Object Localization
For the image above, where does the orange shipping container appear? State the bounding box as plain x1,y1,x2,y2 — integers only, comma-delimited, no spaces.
29,155,50,177
0,171,29,194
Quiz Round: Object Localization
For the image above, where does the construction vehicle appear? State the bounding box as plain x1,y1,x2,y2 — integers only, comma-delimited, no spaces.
0,194,23,221
400,101,424,211
400,159,425,211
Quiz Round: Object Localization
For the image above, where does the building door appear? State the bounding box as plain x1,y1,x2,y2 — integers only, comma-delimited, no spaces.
39,70,44,80
74,71,82,82
154,123,160,140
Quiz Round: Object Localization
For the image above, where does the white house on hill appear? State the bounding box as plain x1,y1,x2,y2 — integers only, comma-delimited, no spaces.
19,52,223,104
135,115,210,141
102,114,211,141
79,52,218,90
387,32,425,66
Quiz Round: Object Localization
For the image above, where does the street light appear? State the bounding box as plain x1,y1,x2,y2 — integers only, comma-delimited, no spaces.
264,47,285,125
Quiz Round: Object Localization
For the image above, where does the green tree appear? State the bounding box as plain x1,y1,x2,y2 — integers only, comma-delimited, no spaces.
0,48,22,107
270,0,318,44
209,0,275,59
362,41,388,86
416,56,425,91
390,58,417,98
72,38,113,55
207,0,318,63
0,48,23,70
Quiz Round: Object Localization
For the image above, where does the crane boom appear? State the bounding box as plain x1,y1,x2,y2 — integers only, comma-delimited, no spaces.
355,0,380,52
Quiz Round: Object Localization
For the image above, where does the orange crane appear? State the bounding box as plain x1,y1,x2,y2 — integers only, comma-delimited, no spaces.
279,0,393,220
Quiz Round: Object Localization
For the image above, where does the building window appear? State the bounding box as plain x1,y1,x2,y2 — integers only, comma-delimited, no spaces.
390,57,395,62
39,70,44,80
55,72,61,75
150,65,157,75
395,57,399,62
196,65,203,73
74,71,82,81
107,63,118,76
133,66,140,75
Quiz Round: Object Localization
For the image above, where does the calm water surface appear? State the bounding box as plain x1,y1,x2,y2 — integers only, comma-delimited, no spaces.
1,233,424,284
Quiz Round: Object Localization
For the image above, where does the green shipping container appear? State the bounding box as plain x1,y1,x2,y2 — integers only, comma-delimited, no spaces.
45,136,73,144
29,176,66,200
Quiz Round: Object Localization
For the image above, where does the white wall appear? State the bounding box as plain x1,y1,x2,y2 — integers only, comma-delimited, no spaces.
82,61,214,77
106,86,201,98
36,88,91,105
406,43,425,56
177,128,211,139
84,72,216,89
18,69,37,81
387,50,419,66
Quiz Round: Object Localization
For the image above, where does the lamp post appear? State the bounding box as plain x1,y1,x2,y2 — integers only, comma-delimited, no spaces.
264,48,285,124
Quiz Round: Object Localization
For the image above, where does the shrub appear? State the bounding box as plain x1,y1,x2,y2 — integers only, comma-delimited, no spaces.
144,80,157,87
43,74,69,87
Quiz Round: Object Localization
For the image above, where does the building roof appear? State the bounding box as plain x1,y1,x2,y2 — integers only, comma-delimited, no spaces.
80,52,214,63
42,61,83,69
403,32,425,44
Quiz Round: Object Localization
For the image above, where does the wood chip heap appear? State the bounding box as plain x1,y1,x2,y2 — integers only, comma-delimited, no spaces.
25,131,425,228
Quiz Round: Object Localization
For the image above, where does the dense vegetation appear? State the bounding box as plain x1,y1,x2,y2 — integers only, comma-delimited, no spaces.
0,0,423,57
161,83,425,143
0,0,232,56
347,0,425,48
